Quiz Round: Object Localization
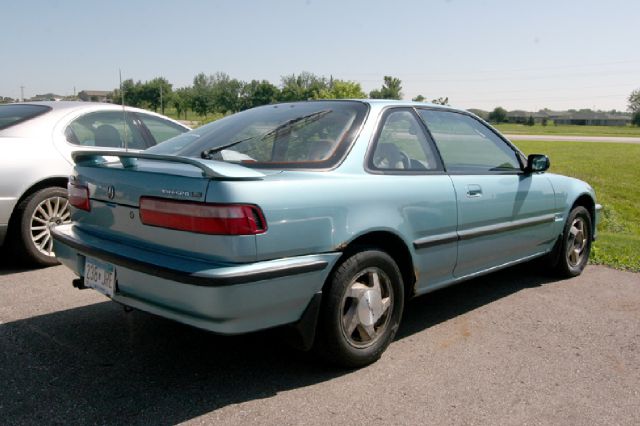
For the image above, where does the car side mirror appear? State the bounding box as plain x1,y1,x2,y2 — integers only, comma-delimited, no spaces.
526,154,550,173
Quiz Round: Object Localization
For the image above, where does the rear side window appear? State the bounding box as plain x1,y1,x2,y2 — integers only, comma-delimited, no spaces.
137,114,186,144
417,109,521,173
65,111,147,149
369,109,440,171
0,104,51,130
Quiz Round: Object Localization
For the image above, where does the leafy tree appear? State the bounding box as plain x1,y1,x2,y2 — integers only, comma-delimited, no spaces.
280,72,328,101
527,115,535,126
172,87,192,119
314,80,366,99
628,88,640,112
431,97,449,105
114,79,144,107
191,72,212,116
209,72,243,113
632,111,640,127
240,80,280,109
488,106,507,123
0,96,15,103
140,77,172,113
412,95,426,102
542,117,548,126
369,76,403,100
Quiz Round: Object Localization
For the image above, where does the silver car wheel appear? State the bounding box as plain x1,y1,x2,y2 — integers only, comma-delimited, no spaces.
566,216,588,267
29,196,71,257
340,267,393,348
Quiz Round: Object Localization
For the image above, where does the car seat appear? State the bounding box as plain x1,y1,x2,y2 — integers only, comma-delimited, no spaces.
94,124,123,148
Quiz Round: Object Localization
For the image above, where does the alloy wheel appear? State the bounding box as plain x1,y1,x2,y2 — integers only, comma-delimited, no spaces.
340,267,393,348
566,216,589,267
29,196,71,257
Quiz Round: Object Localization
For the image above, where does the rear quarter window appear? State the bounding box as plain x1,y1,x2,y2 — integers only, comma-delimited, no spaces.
0,104,51,130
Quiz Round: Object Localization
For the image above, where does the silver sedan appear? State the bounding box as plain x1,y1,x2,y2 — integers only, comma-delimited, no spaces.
0,101,189,266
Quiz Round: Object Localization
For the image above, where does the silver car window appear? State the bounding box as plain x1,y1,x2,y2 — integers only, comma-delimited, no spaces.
66,111,147,149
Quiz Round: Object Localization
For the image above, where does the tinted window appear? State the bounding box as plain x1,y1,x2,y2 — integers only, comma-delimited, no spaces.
417,109,521,173
137,114,186,144
0,104,51,130
148,101,368,169
370,110,439,171
66,111,147,149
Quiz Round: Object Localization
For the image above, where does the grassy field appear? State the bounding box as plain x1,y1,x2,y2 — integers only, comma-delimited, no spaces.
495,123,640,137
516,140,640,272
162,107,226,126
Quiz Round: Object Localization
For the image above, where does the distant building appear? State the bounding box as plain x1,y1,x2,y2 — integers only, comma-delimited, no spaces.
506,110,553,125
78,90,112,102
553,111,631,126
30,93,64,101
499,109,632,126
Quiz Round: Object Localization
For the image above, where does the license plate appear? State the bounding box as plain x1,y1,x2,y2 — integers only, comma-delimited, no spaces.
84,257,116,297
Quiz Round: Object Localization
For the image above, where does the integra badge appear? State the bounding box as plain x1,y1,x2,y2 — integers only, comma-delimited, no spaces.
161,189,203,198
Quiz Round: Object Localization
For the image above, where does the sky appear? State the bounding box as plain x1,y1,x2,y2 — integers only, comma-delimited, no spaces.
3,0,640,112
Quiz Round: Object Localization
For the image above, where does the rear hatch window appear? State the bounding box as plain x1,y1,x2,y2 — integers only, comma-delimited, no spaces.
147,101,368,170
0,104,51,130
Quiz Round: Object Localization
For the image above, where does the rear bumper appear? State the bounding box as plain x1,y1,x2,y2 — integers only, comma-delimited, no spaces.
52,224,340,334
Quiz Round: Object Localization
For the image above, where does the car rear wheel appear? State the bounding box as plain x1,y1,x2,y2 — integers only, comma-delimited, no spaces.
315,249,404,368
11,187,71,267
555,206,592,278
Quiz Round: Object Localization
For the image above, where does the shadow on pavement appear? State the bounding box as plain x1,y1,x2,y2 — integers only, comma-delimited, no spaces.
0,246,55,276
0,263,558,424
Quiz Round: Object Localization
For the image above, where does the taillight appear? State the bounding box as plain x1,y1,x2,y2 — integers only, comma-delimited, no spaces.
68,181,91,211
139,197,267,235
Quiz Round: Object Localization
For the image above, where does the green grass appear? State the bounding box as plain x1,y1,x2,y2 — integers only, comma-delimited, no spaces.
160,107,226,126
495,123,640,137
516,140,640,272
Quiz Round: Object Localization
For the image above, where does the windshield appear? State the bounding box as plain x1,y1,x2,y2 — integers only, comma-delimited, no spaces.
0,104,51,130
147,101,369,169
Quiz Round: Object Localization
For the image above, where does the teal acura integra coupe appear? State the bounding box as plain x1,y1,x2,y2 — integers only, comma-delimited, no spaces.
52,100,601,367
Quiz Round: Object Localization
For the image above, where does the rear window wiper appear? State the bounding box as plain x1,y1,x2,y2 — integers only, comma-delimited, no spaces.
260,109,331,140
200,109,332,160
201,136,254,160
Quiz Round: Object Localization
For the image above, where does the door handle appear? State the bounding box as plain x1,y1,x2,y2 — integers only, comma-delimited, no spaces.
466,184,482,198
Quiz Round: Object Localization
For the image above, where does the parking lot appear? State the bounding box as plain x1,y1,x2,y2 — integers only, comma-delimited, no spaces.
1,255,638,425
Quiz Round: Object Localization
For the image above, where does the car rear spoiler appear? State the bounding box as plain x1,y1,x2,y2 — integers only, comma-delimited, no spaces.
72,150,265,181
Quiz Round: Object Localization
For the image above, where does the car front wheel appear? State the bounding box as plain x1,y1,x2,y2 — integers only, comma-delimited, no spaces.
315,249,404,368
556,206,593,277
11,187,71,266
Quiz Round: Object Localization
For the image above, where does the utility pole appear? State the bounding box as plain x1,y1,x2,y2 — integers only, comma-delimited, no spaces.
160,85,163,114
20,85,25,102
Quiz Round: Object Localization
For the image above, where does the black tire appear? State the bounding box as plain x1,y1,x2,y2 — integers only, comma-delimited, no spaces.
9,187,70,267
315,249,404,368
555,206,593,278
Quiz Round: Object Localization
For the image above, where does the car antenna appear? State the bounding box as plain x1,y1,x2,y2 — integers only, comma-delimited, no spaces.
119,69,129,152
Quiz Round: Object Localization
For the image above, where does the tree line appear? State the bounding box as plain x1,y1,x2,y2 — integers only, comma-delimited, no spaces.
108,72,449,119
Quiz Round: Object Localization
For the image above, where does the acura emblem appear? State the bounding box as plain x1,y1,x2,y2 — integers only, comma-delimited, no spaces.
107,185,115,200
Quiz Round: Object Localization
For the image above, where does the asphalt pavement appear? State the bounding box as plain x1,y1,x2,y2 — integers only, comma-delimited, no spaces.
1,256,638,425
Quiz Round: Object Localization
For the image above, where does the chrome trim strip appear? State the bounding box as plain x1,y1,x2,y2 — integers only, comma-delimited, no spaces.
458,214,556,241
413,232,458,249
413,214,556,250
